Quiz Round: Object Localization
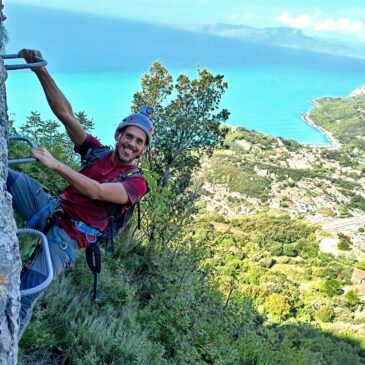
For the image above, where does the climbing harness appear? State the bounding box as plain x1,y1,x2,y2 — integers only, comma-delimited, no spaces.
1,53,47,71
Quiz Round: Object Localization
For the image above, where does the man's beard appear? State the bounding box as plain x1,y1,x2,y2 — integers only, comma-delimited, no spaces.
0,23,8,52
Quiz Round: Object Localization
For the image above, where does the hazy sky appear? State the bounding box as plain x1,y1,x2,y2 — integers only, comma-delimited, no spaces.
9,0,365,42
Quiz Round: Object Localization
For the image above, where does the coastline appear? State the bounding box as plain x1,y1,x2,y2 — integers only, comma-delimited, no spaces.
301,100,341,149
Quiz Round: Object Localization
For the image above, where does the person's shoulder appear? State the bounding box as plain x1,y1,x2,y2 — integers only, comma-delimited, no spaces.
119,166,148,201
117,165,144,176
75,134,109,157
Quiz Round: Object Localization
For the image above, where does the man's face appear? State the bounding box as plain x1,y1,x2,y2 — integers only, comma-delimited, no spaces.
0,1,8,52
115,126,147,164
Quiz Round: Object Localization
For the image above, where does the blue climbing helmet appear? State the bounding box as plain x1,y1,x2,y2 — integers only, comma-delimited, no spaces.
115,106,154,146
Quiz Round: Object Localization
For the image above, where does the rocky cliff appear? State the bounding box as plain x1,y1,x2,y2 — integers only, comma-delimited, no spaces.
0,58,21,365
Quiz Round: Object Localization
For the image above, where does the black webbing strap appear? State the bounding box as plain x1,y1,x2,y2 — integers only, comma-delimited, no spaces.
85,243,101,301
137,202,141,230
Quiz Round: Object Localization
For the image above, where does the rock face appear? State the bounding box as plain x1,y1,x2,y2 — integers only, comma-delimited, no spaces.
0,58,21,364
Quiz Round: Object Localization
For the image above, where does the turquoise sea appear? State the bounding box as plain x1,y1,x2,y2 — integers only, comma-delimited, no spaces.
5,64,364,146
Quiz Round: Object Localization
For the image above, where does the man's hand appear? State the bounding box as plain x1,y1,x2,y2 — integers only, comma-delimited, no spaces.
31,148,59,170
18,49,45,73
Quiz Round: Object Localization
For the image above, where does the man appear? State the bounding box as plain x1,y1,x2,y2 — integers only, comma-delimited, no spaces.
7,49,153,337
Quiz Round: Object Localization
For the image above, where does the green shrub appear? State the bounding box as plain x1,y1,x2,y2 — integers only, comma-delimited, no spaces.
282,244,299,257
315,304,335,322
356,261,365,270
263,293,291,320
338,235,352,251
348,194,365,211
345,290,362,308
320,279,342,297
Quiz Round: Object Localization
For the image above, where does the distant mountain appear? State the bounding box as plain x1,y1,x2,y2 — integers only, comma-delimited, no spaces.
194,23,365,60
5,5,365,73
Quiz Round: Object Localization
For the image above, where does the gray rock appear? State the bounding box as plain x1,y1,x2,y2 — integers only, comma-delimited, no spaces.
0,57,21,364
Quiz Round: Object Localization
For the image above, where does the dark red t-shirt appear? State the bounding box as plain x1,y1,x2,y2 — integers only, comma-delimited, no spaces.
59,134,148,247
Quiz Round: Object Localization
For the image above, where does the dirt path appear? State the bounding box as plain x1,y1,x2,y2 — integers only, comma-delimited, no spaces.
320,237,339,256
324,217,365,232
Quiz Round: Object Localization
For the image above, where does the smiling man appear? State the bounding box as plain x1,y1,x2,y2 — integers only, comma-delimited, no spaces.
7,49,153,337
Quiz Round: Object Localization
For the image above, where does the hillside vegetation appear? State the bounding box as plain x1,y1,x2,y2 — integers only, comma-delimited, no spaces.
11,66,365,364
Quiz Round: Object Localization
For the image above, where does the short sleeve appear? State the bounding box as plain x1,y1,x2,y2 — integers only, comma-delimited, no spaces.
74,134,106,159
122,176,148,205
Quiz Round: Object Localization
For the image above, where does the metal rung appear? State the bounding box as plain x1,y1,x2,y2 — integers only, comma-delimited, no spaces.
1,54,47,71
17,228,54,296
8,136,36,164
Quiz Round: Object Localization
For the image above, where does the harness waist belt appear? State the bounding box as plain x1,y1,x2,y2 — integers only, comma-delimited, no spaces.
71,219,102,244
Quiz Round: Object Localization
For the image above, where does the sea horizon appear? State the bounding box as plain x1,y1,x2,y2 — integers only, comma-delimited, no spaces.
6,63,364,147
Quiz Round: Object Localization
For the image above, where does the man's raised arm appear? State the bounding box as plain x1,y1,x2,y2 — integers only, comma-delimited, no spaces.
18,49,87,146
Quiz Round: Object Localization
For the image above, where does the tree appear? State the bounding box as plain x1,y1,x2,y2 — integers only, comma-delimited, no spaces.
131,62,229,247
263,293,291,320
338,234,352,251
132,62,229,193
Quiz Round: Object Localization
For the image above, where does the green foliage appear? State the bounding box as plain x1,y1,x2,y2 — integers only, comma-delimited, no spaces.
19,307,57,351
269,324,365,365
224,127,279,149
263,163,324,184
224,128,248,143
347,194,365,212
321,149,353,167
339,205,352,218
345,290,362,308
356,261,365,270
133,62,229,193
247,214,318,257
206,159,271,201
334,179,361,191
9,111,94,194
14,65,365,365
315,304,335,323
280,196,291,208
264,293,292,319
279,138,301,152
20,253,167,365
318,258,352,283
310,94,365,152
338,235,352,251
131,62,229,252
320,279,342,297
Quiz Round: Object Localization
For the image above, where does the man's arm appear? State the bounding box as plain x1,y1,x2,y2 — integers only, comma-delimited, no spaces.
31,147,129,204
19,49,87,146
